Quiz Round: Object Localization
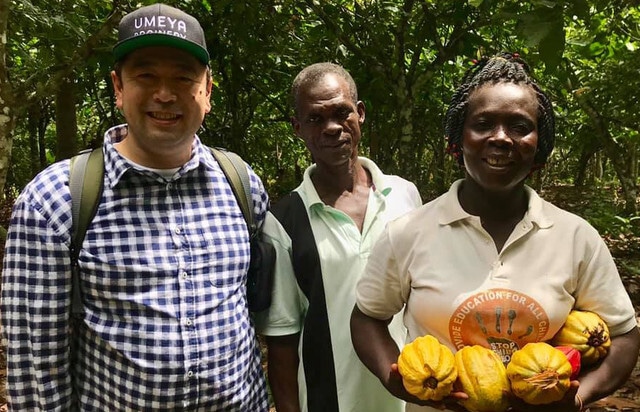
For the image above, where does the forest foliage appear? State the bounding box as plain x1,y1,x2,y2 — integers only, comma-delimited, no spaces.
0,0,638,227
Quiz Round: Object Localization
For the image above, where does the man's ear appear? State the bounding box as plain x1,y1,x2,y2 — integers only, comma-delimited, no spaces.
204,79,213,113
111,70,123,110
206,79,213,97
357,101,366,124
291,116,302,137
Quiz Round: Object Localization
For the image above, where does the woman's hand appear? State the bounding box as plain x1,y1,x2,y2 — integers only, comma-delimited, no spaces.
507,380,581,412
384,363,469,411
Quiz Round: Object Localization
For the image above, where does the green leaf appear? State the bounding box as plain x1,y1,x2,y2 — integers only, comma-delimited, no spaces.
589,41,606,56
539,23,565,72
517,8,563,47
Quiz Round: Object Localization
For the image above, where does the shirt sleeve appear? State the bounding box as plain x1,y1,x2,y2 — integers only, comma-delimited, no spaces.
253,212,306,336
247,164,269,225
1,175,75,410
408,181,422,208
355,224,409,321
573,223,637,337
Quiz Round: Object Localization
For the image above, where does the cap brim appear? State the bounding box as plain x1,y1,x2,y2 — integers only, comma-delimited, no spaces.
113,34,209,66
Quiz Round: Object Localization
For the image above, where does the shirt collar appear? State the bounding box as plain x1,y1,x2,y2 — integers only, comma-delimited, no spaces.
102,124,214,188
438,179,553,229
299,157,391,209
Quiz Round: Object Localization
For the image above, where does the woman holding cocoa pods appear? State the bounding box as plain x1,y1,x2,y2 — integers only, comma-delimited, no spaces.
351,52,640,412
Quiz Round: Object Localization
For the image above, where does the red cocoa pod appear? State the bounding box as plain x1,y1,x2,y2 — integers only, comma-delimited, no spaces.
555,345,581,380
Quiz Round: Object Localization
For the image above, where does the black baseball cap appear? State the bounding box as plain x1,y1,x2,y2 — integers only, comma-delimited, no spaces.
113,3,210,65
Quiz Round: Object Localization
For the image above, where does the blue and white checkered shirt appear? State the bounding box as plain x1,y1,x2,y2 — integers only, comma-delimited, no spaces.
1,125,270,411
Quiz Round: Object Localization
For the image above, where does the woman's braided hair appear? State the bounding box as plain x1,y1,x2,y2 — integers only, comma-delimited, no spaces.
444,52,555,168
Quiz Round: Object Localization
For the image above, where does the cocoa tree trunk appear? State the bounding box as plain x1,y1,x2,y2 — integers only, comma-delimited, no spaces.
27,106,40,178
0,0,16,197
575,147,599,187
55,77,78,159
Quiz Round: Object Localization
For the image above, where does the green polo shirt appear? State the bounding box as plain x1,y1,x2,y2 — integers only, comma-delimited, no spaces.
256,157,422,412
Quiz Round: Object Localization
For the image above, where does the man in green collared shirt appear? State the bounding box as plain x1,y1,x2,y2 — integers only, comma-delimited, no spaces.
255,62,422,412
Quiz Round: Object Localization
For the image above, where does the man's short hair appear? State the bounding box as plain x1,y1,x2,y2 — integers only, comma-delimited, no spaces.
291,63,358,115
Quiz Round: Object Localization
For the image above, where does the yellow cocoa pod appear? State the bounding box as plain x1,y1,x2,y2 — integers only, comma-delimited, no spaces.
397,335,457,401
506,342,572,405
454,345,511,412
551,310,611,365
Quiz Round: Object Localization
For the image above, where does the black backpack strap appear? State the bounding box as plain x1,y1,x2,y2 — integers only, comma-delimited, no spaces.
68,147,104,411
270,192,339,412
69,148,104,317
210,147,255,234
210,147,276,312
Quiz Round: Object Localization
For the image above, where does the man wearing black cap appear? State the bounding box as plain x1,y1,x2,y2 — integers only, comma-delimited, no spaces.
1,4,270,411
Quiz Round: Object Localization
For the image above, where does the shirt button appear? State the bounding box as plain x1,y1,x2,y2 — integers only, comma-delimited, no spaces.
181,271,188,279
174,227,182,235
187,371,194,378
186,319,193,326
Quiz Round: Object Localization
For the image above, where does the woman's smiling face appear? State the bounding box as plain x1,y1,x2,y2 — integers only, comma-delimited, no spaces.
461,82,539,193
